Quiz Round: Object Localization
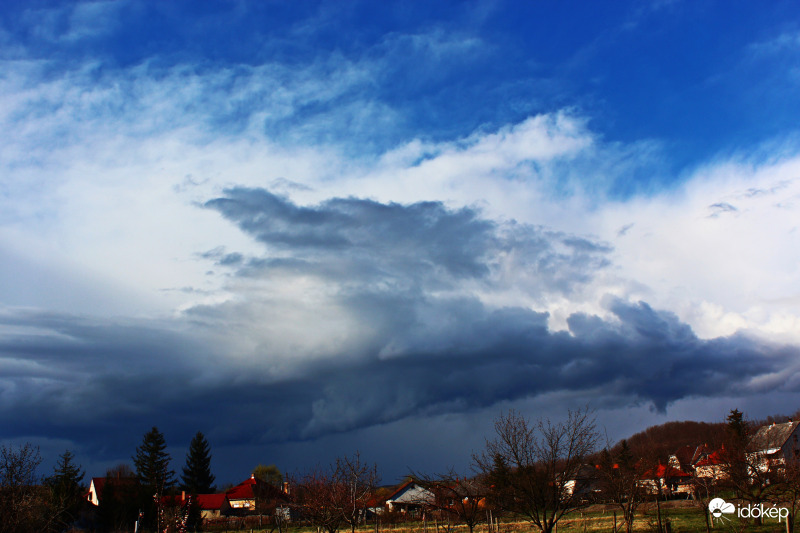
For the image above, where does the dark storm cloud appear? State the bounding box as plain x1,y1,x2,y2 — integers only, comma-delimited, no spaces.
205,187,496,279
2,189,798,476
0,299,794,460
298,299,796,435
204,187,611,293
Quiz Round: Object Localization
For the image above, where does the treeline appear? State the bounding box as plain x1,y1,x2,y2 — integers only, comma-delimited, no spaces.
4,407,800,533
0,427,225,532
97,428,220,531
609,408,800,459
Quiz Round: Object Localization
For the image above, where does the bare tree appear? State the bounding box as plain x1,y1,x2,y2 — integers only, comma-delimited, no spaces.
474,408,599,533
412,470,487,533
0,443,61,533
718,410,777,526
690,468,717,533
596,443,646,533
773,459,800,533
334,452,380,533
293,467,345,533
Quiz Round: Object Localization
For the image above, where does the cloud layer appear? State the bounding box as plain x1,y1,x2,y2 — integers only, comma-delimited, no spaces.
1,0,800,481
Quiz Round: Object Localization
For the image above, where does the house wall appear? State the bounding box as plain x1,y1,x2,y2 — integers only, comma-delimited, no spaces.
229,498,255,510
780,426,800,462
87,480,101,506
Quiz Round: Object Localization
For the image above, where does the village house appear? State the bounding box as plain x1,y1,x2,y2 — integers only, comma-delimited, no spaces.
748,420,800,472
563,464,603,498
196,493,230,520
668,443,712,472
694,447,728,480
84,475,137,507
385,480,434,515
639,464,692,496
85,477,104,507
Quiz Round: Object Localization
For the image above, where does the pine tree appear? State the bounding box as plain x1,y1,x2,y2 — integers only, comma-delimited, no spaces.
617,439,634,468
49,449,85,493
181,431,215,494
48,449,85,526
727,408,747,440
133,426,175,496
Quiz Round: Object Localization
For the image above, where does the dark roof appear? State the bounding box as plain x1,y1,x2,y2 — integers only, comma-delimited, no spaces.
160,494,190,506
672,444,711,467
90,477,106,496
750,421,800,452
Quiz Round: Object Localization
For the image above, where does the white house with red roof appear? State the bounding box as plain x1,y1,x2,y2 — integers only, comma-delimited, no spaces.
226,475,260,511
196,493,230,519
85,477,105,506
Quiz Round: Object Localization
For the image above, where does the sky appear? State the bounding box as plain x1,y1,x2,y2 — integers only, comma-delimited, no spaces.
1,0,800,486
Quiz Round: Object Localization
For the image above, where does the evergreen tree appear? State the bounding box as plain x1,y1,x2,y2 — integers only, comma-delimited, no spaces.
727,408,747,440
617,439,634,468
48,449,85,526
181,431,216,494
133,426,175,496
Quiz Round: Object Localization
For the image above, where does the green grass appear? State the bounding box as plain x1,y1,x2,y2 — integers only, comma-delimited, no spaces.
201,507,794,533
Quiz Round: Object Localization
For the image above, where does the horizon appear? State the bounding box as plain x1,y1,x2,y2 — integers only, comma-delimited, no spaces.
2,0,800,487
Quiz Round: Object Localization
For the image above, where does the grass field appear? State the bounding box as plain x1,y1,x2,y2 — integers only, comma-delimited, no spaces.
203,502,794,533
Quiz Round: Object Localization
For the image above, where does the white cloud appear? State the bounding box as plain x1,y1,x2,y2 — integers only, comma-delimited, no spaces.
588,157,800,341
1,40,800,350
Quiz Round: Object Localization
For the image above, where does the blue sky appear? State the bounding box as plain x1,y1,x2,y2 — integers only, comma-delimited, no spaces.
2,0,800,484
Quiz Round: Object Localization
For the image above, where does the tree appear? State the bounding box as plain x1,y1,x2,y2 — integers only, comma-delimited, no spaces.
597,441,646,533
253,463,283,486
474,408,599,533
133,426,176,496
47,449,85,529
181,431,215,494
133,427,176,531
718,409,775,526
412,470,486,533
293,467,345,533
292,454,379,533
727,409,747,440
333,452,380,533
774,459,800,533
0,443,58,533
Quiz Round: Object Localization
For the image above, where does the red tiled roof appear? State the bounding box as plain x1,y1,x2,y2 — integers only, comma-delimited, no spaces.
696,448,726,467
197,493,228,510
226,476,258,501
647,464,691,478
